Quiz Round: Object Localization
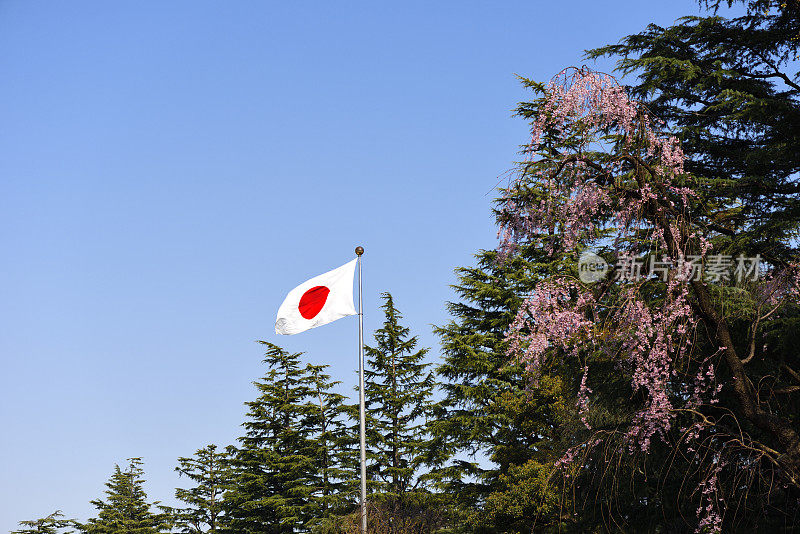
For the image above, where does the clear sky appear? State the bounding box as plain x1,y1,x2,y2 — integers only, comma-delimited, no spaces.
1,0,707,529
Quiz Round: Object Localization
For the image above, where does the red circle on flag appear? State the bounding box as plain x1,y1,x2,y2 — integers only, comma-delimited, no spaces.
298,286,330,319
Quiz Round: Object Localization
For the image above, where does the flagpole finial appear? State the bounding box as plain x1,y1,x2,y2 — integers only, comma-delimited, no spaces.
355,246,364,256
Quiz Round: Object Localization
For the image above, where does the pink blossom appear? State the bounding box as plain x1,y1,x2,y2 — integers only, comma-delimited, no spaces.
496,69,798,528
499,68,697,260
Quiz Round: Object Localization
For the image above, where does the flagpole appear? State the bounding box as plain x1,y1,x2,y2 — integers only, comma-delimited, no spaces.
355,245,367,534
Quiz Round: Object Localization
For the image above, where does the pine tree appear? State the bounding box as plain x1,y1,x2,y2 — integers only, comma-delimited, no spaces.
587,0,800,269
173,444,230,533
77,458,171,534
359,293,441,532
431,246,569,532
305,364,353,523
224,342,349,533
11,511,75,534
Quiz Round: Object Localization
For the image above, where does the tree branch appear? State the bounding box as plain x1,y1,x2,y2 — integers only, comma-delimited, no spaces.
744,51,800,92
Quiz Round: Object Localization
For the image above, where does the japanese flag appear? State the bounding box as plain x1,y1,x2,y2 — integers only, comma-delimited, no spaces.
275,259,357,335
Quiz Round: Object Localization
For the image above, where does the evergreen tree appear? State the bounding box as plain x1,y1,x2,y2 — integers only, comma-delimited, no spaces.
77,458,171,534
587,0,800,270
224,342,349,533
360,293,441,531
173,444,230,533
431,246,569,532
474,0,800,525
305,364,353,523
11,511,75,534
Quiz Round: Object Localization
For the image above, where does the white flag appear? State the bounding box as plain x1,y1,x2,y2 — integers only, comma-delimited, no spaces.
275,258,357,335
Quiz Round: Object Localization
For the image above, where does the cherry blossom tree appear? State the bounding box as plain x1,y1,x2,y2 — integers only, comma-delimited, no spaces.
498,66,800,532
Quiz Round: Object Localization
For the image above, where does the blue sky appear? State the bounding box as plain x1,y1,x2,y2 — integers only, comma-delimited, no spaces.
1,0,708,528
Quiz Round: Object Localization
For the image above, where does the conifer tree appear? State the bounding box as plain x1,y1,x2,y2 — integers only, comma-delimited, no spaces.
11,511,75,534
224,342,349,533
77,458,171,534
431,246,568,532
173,444,230,533
360,293,440,529
587,0,800,269
305,364,352,523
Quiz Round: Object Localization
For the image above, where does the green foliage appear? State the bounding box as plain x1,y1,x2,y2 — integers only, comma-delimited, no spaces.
173,444,231,533
11,511,75,534
305,363,354,522
460,1,800,531
574,1,800,530
481,460,561,533
77,458,171,534
587,0,800,267
362,293,435,498
224,342,351,533
431,247,569,532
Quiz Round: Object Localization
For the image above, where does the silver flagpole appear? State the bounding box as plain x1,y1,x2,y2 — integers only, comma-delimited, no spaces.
355,245,367,534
